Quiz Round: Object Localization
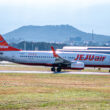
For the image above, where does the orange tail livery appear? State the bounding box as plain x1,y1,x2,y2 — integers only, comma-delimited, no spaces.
0,35,21,51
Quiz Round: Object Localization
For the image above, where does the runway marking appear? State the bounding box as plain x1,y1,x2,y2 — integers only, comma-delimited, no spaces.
0,70,110,75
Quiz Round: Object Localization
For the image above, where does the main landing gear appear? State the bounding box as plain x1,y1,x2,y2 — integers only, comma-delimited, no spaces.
51,67,61,72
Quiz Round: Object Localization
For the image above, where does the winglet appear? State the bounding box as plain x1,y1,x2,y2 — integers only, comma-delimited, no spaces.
51,46,59,57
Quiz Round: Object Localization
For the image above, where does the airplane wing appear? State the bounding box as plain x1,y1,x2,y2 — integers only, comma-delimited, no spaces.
51,46,84,69
51,46,73,64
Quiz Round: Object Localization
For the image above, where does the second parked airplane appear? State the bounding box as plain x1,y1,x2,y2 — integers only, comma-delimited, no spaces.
0,35,109,72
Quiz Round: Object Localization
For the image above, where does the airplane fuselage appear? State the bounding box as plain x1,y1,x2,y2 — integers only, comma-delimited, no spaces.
0,50,110,68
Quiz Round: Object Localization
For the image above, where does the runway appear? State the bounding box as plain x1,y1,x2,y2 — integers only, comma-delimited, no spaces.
0,70,110,75
0,61,110,75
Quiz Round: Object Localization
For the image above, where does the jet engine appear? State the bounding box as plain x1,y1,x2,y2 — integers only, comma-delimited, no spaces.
70,61,84,69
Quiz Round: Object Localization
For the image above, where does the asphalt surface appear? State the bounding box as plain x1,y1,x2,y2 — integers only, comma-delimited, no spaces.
0,61,110,75
0,70,110,75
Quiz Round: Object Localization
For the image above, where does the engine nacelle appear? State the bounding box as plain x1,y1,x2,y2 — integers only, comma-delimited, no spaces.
70,61,84,69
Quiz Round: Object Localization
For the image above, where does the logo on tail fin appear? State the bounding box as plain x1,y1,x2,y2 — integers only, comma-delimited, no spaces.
0,46,8,48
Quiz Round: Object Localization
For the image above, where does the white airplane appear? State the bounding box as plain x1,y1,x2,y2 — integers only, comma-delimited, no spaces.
0,35,109,72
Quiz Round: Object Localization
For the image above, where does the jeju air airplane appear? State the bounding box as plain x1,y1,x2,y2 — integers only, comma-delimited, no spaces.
0,35,110,72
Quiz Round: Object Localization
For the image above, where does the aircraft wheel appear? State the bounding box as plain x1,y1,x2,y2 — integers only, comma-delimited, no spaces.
57,67,61,72
51,67,55,72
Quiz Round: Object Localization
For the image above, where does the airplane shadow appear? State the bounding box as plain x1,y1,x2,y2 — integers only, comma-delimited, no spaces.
53,71,69,74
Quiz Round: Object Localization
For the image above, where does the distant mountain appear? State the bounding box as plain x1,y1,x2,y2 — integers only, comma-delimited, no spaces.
3,25,110,43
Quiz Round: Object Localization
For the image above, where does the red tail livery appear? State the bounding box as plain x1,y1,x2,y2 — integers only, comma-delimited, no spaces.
0,35,21,51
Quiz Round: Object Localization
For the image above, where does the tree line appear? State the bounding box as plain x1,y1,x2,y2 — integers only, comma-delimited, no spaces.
11,41,67,50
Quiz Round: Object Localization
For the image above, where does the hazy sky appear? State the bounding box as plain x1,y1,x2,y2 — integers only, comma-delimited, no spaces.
0,0,110,35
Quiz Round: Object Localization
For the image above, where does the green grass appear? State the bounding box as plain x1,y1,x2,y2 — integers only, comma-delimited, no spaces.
0,73,110,110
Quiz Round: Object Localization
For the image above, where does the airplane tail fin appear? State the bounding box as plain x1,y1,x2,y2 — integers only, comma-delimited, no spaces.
0,35,21,51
